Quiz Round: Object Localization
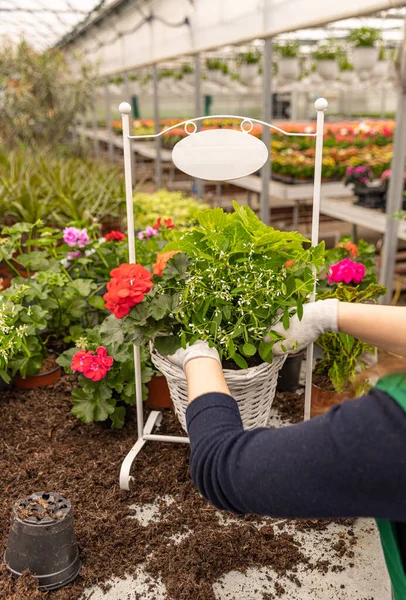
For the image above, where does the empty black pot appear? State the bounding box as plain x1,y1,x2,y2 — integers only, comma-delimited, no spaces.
276,352,304,393
4,492,81,591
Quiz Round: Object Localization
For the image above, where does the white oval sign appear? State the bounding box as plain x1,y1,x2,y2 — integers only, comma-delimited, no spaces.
172,128,269,181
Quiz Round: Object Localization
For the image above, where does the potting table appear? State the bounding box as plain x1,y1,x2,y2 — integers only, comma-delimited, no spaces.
320,197,406,242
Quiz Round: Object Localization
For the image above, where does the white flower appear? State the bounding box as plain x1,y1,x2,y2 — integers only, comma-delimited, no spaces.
60,258,69,268
85,249,96,257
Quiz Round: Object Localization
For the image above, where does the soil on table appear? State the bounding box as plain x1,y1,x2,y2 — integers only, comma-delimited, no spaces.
272,390,305,424
0,375,357,600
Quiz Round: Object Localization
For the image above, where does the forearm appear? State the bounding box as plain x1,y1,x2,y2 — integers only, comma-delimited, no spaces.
185,358,230,403
338,303,406,356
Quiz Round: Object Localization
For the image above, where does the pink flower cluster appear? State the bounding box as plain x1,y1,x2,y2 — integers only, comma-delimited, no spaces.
71,346,114,382
328,258,366,285
137,226,158,241
63,227,90,248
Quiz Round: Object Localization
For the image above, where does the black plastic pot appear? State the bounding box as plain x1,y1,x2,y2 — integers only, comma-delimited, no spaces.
353,186,386,210
4,492,81,591
276,352,304,393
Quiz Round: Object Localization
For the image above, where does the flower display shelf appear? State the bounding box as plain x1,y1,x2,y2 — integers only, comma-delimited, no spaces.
117,99,328,491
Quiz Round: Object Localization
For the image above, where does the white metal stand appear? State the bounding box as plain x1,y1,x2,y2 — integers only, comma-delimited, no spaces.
118,99,327,490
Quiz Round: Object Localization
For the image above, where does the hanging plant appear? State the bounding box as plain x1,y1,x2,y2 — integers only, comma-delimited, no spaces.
348,27,382,48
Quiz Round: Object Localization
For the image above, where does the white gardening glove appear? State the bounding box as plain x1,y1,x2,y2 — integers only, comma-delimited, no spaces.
270,299,339,356
167,340,221,371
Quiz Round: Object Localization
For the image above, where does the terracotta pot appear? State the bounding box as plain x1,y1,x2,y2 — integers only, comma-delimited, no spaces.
311,384,349,418
15,363,61,390
146,375,173,410
0,274,11,290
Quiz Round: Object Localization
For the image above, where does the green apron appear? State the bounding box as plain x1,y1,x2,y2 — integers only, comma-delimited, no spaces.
374,373,406,600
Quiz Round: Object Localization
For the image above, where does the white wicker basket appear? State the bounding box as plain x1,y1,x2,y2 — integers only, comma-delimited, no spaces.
150,347,286,432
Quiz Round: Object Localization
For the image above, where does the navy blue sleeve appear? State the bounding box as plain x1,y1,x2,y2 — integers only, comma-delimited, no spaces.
185,388,406,521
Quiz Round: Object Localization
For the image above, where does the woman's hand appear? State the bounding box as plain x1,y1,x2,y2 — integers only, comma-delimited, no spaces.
270,299,339,355
167,340,221,371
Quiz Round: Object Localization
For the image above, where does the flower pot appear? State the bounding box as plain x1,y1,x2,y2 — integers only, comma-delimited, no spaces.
352,47,379,73
146,374,173,410
276,351,304,393
4,492,81,591
316,60,338,81
311,384,349,418
353,186,386,210
373,60,390,78
0,274,11,290
340,71,355,84
15,357,61,390
151,348,286,432
278,58,300,81
240,63,259,85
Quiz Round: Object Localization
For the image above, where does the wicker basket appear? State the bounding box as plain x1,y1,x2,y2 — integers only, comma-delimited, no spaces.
150,348,286,432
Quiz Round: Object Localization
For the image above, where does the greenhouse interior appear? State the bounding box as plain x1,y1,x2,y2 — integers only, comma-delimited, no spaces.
2,0,406,599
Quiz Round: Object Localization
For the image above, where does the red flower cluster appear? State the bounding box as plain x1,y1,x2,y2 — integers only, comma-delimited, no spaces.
153,217,175,230
103,263,154,318
105,230,126,242
71,347,114,382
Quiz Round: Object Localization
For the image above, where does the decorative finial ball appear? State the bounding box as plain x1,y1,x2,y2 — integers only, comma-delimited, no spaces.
119,102,132,114
315,98,328,112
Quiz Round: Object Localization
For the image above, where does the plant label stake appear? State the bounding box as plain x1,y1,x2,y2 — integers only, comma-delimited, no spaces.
118,100,327,490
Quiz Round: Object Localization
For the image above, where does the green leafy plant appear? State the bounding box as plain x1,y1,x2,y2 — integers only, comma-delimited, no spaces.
101,203,325,369
181,63,194,74
134,190,209,229
348,27,381,48
0,288,34,383
274,42,300,59
0,146,126,226
0,40,94,147
237,50,261,65
338,56,354,72
206,59,229,71
313,43,340,61
57,329,153,428
315,283,386,393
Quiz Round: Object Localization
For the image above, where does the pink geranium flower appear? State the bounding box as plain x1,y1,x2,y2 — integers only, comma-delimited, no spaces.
328,258,366,285
63,227,90,248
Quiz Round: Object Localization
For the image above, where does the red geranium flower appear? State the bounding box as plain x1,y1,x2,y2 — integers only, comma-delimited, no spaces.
285,259,295,268
71,347,114,381
105,230,126,242
104,263,154,318
71,350,90,373
152,217,175,230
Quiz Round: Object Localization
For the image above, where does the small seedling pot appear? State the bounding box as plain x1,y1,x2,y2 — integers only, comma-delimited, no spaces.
146,374,173,410
4,492,81,591
15,362,61,390
276,351,304,393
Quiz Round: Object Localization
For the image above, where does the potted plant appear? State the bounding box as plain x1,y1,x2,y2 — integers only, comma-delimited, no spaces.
100,203,325,431
181,62,194,85
344,166,386,209
313,43,339,81
348,27,381,73
312,242,386,416
237,49,261,84
205,58,229,83
274,42,301,81
57,327,154,428
374,46,390,78
338,55,355,84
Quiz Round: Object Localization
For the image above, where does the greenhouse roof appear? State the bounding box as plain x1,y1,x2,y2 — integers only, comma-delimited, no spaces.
0,0,106,50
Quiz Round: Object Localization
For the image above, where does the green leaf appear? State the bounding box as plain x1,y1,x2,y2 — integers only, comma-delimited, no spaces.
0,370,11,384
88,295,106,311
154,335,182,355
149,295,172,320
232,353,248,369
70,279,96,297
242,342,256,357
296,298,303,321
71,388,115,423
17,251,49,271
259,340,274,362
69,298,88,318
110,406,126,429
282,310,290,330
99,314,125,346
56,348,77,371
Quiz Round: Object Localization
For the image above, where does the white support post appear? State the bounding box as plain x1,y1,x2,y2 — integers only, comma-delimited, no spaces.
152,65,162,190
105,81,114,163
304,98,328,422
260,37,273,225
194,53,204,200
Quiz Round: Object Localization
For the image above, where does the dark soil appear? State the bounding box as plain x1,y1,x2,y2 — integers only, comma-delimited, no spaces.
0,375,358,599
221,353,264,370
272,390,305,424
312,372,336,393
39,355,59,374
